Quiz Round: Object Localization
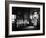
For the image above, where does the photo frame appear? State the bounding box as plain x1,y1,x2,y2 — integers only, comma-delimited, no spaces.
5,1,45,37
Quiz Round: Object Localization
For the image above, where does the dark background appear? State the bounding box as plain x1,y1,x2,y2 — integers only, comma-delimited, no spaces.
12,7,40,31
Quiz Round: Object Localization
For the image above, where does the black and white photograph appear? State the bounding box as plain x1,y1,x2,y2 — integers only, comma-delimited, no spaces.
5,1,45,37
12,7,40,31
